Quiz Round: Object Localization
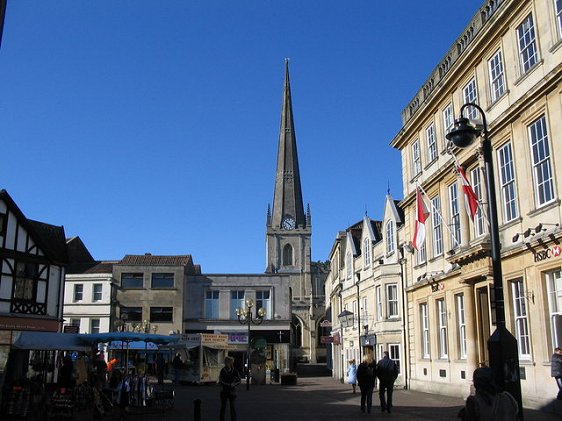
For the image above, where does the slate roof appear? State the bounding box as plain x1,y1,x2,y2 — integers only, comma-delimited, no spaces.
118,254,194,267
27,219,68,265
66,261,116,275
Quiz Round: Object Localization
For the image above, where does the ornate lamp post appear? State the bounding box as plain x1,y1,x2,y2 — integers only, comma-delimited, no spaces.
236,298,266,391
446,103,523,419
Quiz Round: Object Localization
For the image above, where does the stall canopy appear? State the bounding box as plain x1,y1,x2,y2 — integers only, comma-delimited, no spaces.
79,332,180,346
12,332,89,351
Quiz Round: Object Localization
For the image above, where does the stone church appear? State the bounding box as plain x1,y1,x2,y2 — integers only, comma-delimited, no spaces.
184,60,328,369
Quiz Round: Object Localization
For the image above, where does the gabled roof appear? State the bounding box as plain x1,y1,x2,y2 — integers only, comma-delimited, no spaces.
346,217,382,257
67,261,116,275
0,189,68,265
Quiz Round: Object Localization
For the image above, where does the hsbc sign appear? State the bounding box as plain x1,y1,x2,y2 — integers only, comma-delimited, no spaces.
533,245,561,262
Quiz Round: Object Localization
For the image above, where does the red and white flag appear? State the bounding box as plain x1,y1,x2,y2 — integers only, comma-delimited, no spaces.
457,165,479,221
412,187,430,250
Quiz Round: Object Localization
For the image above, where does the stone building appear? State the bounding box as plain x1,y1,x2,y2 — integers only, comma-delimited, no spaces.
390,0,562,409
327,194,406,385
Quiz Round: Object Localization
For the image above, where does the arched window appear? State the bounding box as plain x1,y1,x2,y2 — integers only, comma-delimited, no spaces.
292,315,302,347
386,220,395,254
283,244,293,266
363,237,371,266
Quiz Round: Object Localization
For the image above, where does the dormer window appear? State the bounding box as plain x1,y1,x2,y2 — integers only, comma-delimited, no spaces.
386,220,395,255
363,237,371,267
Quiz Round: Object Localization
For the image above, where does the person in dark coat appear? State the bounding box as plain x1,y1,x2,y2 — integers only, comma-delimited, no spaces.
376,351,398,413
219,356,241,421
551,347,562,400
458,366,518,420
58,356,75,388
356,356,376,413
156,353,166,385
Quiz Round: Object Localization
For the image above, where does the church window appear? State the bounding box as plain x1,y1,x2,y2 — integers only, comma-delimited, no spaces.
283,244,293,266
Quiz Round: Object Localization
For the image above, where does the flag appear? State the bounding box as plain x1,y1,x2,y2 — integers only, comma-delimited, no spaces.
412,187,429,250
457,165,479,221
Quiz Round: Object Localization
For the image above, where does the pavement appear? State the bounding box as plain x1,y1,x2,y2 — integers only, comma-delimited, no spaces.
144,375,562,421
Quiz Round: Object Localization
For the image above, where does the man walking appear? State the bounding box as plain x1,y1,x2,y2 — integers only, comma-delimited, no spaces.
219,356,241,421
376,351,398,413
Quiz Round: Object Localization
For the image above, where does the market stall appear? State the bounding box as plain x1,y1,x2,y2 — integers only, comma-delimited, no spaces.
2,331,90,419
170,333,231,384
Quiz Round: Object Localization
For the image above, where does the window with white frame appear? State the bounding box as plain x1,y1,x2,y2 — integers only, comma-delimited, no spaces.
456,294,467,360
426,123,438,163
386,220,395,255
90,319,100,334
256,290,271,320
449,183,461,249
206,290,219,319
388,344,401,373
412,140,421,176
511,278,531,359
230,290,245,320
498,142,519,223
387,284,398,318
420,303,430,358
437,298,448,359
442,103,454,146
362,297,368,322
528,115,555,207
73,284,83,302
376,286,382,321
417,241,427,265
488,49,506,103
363,237,371,267
517,14,538,74
470,167,485,237
546,269,562,349
431,195,443,258
92,283,103,302
556,0,562,39
463,78,479,121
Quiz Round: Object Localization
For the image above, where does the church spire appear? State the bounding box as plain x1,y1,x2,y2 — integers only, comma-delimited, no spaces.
270,59,306,229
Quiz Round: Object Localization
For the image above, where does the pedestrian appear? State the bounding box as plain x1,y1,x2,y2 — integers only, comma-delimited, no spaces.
172,352,183,384
376,351,398,413
356,356,376,413
457,366,518,420
346,359,357,394
156,353,166,385
219,356,241,421
551,347,562,400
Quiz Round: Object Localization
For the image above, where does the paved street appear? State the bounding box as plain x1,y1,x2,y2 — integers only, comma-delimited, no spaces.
143,375,562,421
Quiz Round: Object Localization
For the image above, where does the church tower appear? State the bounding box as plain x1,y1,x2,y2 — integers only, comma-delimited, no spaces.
266,59,311,282
266,61,326,365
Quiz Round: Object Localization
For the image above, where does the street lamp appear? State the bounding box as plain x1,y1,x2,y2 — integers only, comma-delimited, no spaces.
236,298,266,391
446,102,523,419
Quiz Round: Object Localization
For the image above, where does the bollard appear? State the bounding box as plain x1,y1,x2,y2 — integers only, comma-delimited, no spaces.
193,398,202,421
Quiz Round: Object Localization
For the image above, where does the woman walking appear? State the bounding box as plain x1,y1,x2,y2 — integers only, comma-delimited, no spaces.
346,359,357,394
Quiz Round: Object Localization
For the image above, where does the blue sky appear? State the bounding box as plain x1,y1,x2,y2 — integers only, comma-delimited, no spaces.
0,1,483,273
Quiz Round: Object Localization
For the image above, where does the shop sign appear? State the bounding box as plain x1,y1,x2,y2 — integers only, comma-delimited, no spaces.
331,332,340,345
228,333,248,344
533,245,561,262
430,282,444,293
320,336,333,344
320,320,332,328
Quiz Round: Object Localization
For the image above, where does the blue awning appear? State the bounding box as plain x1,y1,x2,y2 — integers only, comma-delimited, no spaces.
79,332,180,346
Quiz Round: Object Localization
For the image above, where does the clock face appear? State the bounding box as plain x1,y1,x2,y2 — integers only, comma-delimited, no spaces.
282,217,296,230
